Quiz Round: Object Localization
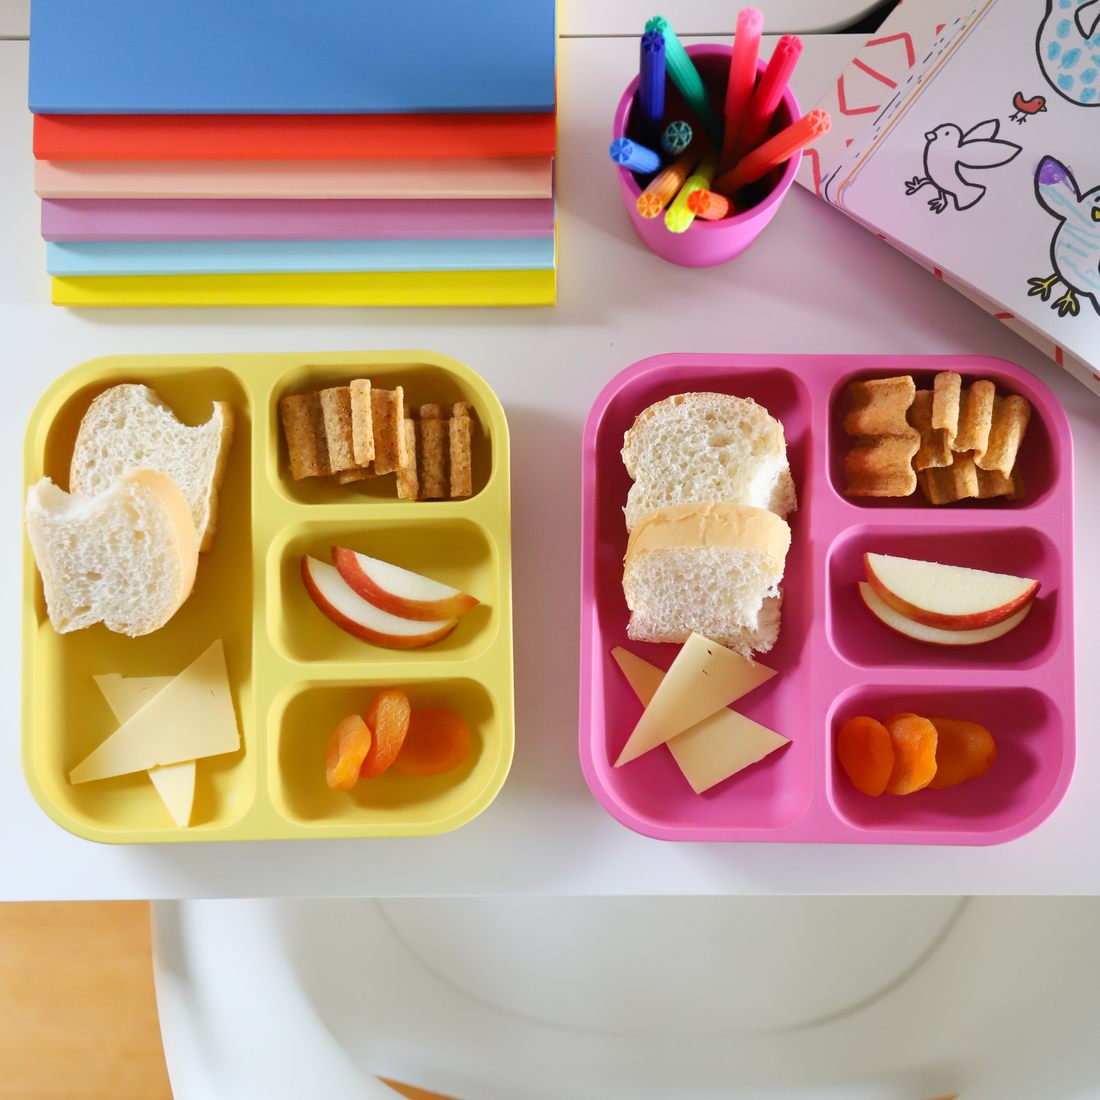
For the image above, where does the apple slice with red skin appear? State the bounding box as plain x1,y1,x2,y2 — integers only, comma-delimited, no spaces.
858,582,1031,647
864,553,1039,631
302,557,457,648
332,546,478,622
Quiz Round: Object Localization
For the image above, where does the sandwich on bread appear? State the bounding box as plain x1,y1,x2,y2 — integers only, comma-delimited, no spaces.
25,468,199,637
69,384,234,552
623,502,791,657
621,392,796,533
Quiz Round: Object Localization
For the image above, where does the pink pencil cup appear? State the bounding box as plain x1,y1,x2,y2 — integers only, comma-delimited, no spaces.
613,44,800,268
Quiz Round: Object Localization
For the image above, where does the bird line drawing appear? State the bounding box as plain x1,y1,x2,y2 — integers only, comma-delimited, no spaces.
1028,156,1100,317
1009,90,1047,122
1037,0,1100,107
904,119,1022,213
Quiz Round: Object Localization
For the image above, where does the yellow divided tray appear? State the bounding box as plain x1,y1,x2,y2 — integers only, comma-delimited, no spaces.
21,351,513,843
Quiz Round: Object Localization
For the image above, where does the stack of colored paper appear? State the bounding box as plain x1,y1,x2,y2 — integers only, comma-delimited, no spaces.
29,0,557,306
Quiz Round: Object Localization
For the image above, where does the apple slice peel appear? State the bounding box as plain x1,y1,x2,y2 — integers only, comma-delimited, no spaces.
864,552,1039,631
303,557,457,649
858,582,1031,646
332,546,478,622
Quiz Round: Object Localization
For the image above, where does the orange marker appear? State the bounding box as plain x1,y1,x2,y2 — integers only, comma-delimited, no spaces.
713,109,830,197
687,188,731,220
636,138,705,218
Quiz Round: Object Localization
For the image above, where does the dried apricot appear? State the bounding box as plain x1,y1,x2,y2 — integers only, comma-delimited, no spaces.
392,708,470,777
928,718,996,788
837,715,895,796
360,688,412,778
885,712,939,795
326,714,372,790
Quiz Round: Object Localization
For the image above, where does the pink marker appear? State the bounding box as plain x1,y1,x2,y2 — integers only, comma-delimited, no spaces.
726,33,802,169
720,8,764,172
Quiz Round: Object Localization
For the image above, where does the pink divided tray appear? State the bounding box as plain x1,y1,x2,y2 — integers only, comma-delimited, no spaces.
579,354,1075,845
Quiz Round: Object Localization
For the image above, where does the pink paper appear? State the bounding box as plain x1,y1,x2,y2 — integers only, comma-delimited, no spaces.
41,198,556,242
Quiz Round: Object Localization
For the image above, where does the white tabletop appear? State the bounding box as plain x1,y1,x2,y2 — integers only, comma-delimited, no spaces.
3,33,1099,900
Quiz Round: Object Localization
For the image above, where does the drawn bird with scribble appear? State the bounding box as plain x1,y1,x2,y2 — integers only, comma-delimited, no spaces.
1038,0,1100,106
1028,156,1100,317
904,120,1022,213
1009,91,1047,123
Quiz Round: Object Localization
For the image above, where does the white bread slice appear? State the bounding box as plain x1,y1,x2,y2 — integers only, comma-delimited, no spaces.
69,384,234,552
621,392,796,531
25,468,198,637
623,502,790,658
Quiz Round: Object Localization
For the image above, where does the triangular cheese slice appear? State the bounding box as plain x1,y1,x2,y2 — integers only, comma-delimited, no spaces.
147,762,197,827
666,710,789,794
614,633,776,766
611,646,665,706
94,673,175,719
72,640,239,783
613,645,788,791
94,674,196,826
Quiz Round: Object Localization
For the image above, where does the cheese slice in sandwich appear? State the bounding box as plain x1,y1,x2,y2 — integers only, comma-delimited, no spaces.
623,501,791,659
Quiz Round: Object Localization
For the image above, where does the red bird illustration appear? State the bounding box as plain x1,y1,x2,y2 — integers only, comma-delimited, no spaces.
1010,92,1047,124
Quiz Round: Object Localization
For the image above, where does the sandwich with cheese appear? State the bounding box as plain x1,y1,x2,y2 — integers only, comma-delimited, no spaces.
623,501,791,657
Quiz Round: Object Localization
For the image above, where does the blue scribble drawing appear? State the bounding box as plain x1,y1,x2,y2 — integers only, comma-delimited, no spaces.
1037,0,1100,105
904,120,1022,213
1028,156,1100,316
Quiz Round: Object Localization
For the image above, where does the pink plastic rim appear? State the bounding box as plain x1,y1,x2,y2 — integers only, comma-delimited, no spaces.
612,45,801,267
578,354,1075,845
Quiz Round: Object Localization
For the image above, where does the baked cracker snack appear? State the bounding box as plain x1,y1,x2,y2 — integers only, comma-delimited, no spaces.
907,389,952,470
420,417,448,498
976,394,1031,478
975,465,1014,498
370,387,406,475
318,386,357,473
844,376,916,436
931,371,962,449
954,380,996,460
917,451,980,504
349,379,374,467
279,392,331,480
395,419,418,500
844,376,920,496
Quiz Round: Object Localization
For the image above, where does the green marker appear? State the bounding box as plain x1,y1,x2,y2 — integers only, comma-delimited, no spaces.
645,16,725,151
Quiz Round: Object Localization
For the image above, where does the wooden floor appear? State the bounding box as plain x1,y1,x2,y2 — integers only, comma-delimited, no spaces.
0,901,173,1100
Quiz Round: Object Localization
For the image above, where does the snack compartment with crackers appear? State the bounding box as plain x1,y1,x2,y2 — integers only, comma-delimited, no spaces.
580,354,1073,845
830,367,1056,509
23,351,513,843
273,359,490,505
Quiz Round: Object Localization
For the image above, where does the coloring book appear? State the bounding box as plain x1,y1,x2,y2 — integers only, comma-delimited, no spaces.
821,0,1100,396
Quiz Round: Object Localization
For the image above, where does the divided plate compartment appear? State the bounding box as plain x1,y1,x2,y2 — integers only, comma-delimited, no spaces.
21,351,513,843
579,354,1075,844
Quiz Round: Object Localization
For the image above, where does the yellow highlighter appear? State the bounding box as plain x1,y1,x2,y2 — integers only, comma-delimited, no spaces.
665,148,719,233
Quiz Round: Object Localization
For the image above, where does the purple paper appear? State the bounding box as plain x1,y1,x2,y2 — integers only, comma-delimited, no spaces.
41,197,556,242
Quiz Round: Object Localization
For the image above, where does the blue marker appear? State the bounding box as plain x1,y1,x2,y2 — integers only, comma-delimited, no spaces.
609,137,662,174
639,30,666,144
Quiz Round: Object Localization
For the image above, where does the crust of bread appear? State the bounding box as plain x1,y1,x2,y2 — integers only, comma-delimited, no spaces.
25,468,198,637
